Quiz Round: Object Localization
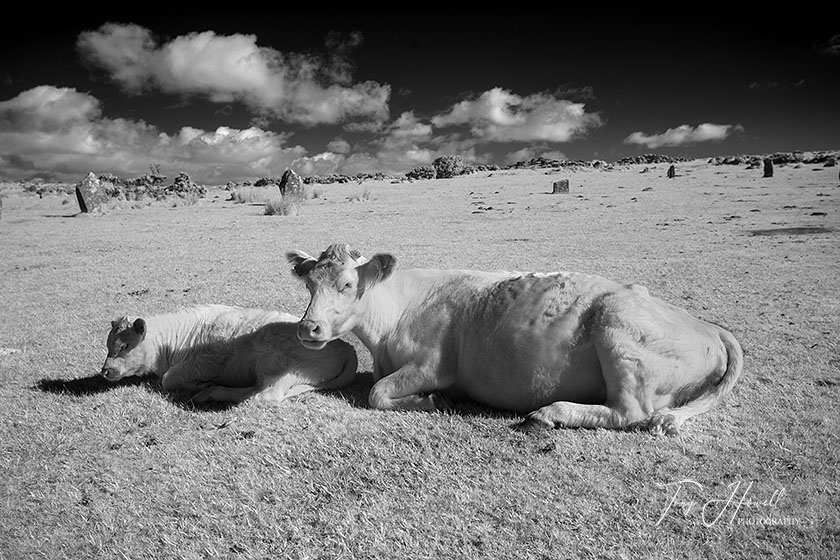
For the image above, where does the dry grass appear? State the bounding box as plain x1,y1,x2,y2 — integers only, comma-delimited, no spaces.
264,195,299,216
1,160,838,559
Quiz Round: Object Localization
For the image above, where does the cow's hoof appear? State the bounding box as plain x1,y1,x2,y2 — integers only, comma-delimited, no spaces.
515,416,552,433
647,414,680,437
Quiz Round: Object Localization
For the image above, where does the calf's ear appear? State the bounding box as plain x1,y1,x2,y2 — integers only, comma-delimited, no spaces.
286,250,317,277
357,253,396,298
132,318,146,337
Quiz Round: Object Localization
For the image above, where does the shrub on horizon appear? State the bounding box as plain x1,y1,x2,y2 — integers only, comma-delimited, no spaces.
432,155,465,179
406,165,436,180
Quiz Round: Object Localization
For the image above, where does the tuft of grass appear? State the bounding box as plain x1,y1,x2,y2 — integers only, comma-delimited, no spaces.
230,187,270,205
347,189,371,203
264,195,300,216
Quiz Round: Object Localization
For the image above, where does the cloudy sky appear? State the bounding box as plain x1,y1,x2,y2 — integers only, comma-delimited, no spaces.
1,10,838,185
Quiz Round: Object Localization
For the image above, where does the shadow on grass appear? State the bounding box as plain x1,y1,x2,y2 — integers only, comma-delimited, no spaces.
44,213,82,218
33,373,241,412
34,369,519,421
35,373,158,396
324,370,519,422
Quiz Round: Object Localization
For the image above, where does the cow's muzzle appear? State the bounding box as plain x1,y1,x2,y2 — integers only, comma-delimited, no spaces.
297,319,329,350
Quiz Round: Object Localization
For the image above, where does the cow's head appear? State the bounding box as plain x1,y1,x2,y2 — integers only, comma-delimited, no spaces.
101,317,151,381
287,244,396,349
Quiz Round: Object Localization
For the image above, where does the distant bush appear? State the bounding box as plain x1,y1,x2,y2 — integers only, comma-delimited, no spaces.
254,177,281,188
432,155,465,179
406,165,436,180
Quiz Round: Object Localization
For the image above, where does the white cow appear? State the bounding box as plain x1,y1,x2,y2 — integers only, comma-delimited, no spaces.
287,245,743,436
101,304,357,404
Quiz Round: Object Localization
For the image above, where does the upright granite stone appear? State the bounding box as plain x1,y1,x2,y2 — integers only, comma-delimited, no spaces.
279,169,304,197
552,179,569,194
75,172,110,213
763,158,774,178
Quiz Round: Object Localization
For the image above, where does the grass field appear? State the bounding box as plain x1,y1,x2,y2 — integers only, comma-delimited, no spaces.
1,160,838,559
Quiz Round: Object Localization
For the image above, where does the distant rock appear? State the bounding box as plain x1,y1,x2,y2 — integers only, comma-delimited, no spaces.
279,169,304,197
75,172,111,213
552,180,569,194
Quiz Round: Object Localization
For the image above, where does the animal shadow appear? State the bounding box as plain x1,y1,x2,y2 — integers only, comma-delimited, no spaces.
327,370,516,421
35,373,158,396
34,373,239,412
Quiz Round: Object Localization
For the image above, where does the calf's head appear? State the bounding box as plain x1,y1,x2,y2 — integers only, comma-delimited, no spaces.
101,317,150,381
287,244,395,349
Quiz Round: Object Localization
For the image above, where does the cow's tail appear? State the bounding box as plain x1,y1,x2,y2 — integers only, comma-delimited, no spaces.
649,327,744,434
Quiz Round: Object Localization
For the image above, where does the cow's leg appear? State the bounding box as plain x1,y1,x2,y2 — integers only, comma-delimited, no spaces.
518,298,656,433
368,364,451,411
518,402,623,432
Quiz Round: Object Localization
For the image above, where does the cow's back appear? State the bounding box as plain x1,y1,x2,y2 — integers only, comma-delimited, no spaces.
189,306,298,344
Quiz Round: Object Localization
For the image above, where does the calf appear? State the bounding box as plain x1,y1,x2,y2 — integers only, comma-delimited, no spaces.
101,304,357,404
287,245,743,436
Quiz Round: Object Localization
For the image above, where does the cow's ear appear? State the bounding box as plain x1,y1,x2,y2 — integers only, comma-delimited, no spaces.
357,253,396,297
132,318,146,337
286,250,317,277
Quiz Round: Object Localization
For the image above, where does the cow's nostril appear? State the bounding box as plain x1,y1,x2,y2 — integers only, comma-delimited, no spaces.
299,320,323,339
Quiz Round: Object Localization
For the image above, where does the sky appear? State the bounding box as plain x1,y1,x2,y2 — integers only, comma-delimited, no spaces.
1,9,838,185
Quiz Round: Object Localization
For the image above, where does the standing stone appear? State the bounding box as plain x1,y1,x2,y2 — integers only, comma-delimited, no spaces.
75,172,110,213
279,169,304,197
763,158,774,178
552,179,569,194
667,165,676,179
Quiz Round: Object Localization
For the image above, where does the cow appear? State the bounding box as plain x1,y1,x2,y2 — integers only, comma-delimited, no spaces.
101,304,357,404
286,244,743,436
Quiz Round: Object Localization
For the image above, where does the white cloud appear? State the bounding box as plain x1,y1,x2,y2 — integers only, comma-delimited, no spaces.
388,111,433,139
0,85,100,131
0,86,305,184
327,138,350,154
624,123,743,148
431,87,602,142
816,34,840,56
76,23,390,126
293,151,346,177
